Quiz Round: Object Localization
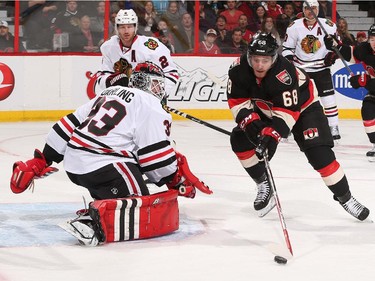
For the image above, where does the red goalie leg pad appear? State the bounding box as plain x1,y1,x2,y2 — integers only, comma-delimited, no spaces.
89,189,179,243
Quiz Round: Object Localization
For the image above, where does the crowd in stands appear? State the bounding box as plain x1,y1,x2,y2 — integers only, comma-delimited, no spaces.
0,0,372,54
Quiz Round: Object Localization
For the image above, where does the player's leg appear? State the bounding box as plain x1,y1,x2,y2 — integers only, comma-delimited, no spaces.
361,94,375,161
230,126,275,217
293,102,370,221
308,69,340,141
61,162,152,245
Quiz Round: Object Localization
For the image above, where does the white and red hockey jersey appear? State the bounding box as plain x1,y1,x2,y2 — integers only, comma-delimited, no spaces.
45,86,177,185
95,35,179,95
282,18,337,72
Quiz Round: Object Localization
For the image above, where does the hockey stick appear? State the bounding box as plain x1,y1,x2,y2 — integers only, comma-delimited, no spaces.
163,105,231,136
304,1,354,76
165,105,293,255
262,151,294,256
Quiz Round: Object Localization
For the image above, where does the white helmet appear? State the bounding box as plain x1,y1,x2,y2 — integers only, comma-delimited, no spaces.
115,9,138,34
303,0,319,9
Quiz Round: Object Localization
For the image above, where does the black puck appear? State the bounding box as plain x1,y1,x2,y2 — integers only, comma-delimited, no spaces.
274,255,287,264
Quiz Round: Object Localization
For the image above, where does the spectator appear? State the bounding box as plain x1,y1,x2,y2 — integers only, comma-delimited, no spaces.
173,12,195,53
108,11,117,37
69,15,102,52
275,13,291,45
198,28,221,54
0,20,26,52
51,0,81,51
293,0,304,15
222,27,247,54
318,0,341,20
154,18,176,47
138,1,160,36
238,14,254,43
21,1,58,50
220,0,244,31
336,17,356,46
283,2,297,21
90,1,105,36
261,16,281,48
214,15,232,51
51,0,80,34
263,0,283,20
237,1,258,23
356,31,367,44
161,1,182,31
248,4,267,33
199,1,217,33
159,30,175,53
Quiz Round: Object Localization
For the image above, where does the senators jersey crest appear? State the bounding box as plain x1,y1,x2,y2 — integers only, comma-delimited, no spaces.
144,39,159,50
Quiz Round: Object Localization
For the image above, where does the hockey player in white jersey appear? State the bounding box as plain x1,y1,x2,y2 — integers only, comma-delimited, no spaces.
282,0,341,141
10,62,211,246
95,9,179,99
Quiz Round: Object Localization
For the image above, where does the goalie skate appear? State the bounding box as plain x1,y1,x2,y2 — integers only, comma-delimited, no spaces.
59,216,100,246
254,174,276,217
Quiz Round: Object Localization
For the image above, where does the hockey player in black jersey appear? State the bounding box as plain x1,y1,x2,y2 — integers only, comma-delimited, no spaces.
324,24,375,162
227,31,370,221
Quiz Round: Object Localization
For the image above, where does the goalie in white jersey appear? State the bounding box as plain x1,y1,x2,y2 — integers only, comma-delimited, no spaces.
282,0,341,141
95,9,179,99
10,62,212,246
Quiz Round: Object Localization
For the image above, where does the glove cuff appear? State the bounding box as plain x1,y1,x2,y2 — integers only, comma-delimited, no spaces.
261,127,281,143
239,112,260,131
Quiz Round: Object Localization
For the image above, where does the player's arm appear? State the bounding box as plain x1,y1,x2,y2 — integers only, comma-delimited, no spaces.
152,41,179,95
10,99,95,194
227,60,267,144
135,109,211,197
281,23,297,61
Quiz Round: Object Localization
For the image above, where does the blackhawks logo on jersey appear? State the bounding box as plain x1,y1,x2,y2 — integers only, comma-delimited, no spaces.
301,35,321,54
144,39,159,50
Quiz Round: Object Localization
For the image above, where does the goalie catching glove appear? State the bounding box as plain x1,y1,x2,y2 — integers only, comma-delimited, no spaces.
166,151,212,198
10,149,58,194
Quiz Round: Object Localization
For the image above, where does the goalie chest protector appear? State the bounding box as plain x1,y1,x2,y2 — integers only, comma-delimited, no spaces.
90,189,179,242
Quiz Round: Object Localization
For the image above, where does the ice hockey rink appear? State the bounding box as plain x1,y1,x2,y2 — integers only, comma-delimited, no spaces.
0,119,374,281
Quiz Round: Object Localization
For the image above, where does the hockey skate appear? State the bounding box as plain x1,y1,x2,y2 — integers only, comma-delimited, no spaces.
330,125,341,143
366,144,375,162
254,174,276,217
339,196,370,221
59,214,100,246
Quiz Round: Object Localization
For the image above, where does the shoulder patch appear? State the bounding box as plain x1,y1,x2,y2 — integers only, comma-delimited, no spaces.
144,39,159,50
276,70,292,86
325,19,334,27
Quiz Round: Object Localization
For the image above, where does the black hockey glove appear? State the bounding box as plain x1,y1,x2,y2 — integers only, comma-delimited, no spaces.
255,127,281,161
323,34,340,51
238,112,266,144
105,73,129,88
349,73,371,89
324,52,338,67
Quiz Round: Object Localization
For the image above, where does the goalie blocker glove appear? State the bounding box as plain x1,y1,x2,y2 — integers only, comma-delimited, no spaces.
10,149,58,193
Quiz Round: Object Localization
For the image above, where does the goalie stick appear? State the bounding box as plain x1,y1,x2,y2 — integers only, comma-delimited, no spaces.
165,105,293,256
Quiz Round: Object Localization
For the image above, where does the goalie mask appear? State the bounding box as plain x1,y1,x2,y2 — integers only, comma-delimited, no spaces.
129,62,166,100
115,9,138,34
247,32,279,67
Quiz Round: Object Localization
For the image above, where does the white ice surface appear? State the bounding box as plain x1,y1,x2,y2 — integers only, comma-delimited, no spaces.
0,120,374,281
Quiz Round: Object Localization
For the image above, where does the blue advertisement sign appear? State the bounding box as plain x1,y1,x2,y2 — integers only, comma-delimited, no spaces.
332,63,367,101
